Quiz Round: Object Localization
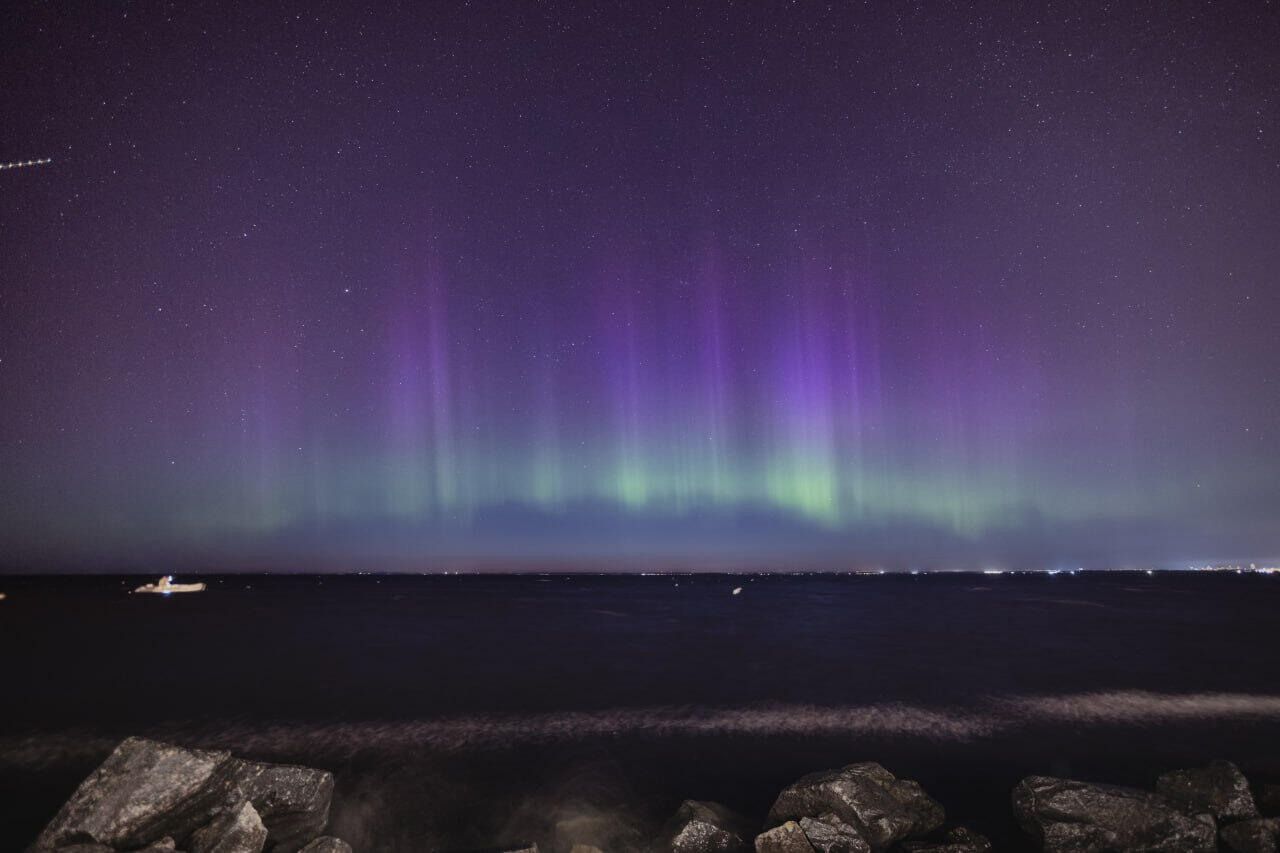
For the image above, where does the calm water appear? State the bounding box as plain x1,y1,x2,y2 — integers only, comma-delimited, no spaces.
2,572,1278,850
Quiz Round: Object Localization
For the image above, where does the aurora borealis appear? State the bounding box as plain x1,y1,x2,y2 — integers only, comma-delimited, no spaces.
1,2,1277,570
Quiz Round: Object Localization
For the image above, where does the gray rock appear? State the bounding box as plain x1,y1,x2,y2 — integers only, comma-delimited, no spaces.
189,800,268,853
223,758,333,852
298,837,354,853
568,846,604,853
667,800,753,852
29,736,237,851
1156,760,1259,821
899,826,993,852
767,763,943,850
755,821,816,853
1012,775,1217,852
47,845,115,853
797,814,871,853
1221,818,1280,853
28,737,334,853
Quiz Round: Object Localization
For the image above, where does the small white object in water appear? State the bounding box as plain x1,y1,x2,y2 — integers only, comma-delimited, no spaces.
732,586,743,595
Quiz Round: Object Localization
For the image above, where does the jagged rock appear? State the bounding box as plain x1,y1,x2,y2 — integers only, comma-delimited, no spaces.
223,758,333,852
189,800,267,853
298,837,354,853
569,846,604,853
755,821,815,853
1156,760,1259,821
899,826,992,852
767,763,943,850
797,814,871,852
27,737,334,853
667,800,753,852
48,845,114,853
28,737,237,850
1012,775,1217,852
1221,818,1280,853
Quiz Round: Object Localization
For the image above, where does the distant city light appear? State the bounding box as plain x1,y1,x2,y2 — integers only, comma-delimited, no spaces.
0,157,52,170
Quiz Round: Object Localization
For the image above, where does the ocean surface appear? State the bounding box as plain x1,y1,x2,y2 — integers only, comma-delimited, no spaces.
2,572,1279,850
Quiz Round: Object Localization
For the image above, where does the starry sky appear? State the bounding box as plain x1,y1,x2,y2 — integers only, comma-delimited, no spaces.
1,1,1277,571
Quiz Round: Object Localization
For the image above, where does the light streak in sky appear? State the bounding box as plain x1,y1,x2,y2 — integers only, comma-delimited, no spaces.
0,158,52,170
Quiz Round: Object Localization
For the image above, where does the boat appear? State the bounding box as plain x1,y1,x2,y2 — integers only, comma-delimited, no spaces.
134,575,206,594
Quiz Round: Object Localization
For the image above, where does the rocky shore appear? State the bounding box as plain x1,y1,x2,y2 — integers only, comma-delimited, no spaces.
26,738,348,853
25,738,1280,852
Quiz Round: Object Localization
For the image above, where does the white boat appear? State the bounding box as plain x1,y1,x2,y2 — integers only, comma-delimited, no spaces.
134,575,206,594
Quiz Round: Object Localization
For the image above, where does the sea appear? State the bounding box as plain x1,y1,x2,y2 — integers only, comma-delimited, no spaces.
2,572,1278,851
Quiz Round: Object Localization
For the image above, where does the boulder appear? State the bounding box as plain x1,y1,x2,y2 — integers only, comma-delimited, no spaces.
28,737,237,850
1012,775,1217,852
797,814,871,852
299,838,354,853
667,800,753,852
1156,760,1258,821
27,737,334,853
754,821,815,853
898,826,992,852
189,800,268,853
1221,818,1280,853
224,758,333,852
767,763,943,850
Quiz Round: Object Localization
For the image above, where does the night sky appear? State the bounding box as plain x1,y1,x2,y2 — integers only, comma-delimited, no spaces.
1,2,1277,571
